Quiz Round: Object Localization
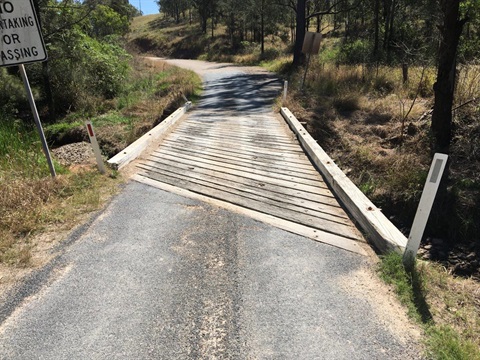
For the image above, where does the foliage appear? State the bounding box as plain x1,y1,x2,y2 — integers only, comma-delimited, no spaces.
339,39,371,65
18,0,135,116
0,69,27,116
86,4,130,38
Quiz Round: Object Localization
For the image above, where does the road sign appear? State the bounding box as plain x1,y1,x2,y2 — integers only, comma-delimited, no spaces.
0,0,47,67
302,32,322,55
301,32,322,90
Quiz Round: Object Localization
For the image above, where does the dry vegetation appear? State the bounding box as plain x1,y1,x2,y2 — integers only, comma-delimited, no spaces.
291,61,479,358
283,61,479,270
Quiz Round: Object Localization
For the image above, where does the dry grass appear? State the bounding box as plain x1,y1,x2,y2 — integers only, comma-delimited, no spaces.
456,64,480,106
292,59,479,358
0,169,122,268
420,261,480,348
288,61,479,232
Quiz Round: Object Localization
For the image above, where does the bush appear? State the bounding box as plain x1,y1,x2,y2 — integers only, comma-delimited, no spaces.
0,69,27,115
339,39,371,64
45,30,131,113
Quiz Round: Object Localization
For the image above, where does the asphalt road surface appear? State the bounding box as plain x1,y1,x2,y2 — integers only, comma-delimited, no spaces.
0,60,422,359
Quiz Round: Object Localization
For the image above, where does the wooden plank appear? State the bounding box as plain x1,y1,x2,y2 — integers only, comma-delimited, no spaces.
164,137,310,164
154,147,323,182
175,129,296,147
174,131,302,151
148,151,329,192
162,141,317,172
107,103,191,169
184,118,285,129
167,134,305,157
137,158,339,205
281,107,407,253
176,119,293,134
139,168,361,240
138,162,350,224
137,159,345,213
133,174,367,255
174,125,295,144
171,132,304,154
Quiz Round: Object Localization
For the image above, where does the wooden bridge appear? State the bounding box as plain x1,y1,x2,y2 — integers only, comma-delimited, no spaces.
127,61,369,255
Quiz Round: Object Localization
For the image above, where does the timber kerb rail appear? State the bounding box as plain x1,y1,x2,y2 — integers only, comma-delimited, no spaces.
281,107,408,254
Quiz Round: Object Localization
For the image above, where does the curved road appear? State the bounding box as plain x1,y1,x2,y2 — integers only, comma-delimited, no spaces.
0,59,422,359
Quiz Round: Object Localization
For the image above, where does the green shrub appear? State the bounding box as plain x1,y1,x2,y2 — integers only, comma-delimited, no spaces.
0,69,27,115
339,39,371,64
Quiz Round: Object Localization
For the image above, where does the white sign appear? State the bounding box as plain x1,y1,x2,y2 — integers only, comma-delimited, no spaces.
0,0,47,67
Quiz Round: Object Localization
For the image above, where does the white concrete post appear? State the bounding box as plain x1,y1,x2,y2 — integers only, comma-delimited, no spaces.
283,81,288,103
85,121,106,174
403,153,448,266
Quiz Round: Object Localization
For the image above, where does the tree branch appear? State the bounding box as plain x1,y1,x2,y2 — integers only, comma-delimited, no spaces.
306,0,361,19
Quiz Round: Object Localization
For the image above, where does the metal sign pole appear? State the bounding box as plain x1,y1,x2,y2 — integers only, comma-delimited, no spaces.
19,64,56,178
301,53,312,91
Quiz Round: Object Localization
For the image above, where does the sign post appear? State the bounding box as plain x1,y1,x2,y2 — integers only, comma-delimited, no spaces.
301,32,322,91
403,153,448,268
1,0,54,177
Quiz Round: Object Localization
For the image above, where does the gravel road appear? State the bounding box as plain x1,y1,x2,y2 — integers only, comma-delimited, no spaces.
0,59,423,359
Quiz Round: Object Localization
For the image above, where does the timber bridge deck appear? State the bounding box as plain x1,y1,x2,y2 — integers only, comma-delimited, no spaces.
119,60,382,254
131,62,367,254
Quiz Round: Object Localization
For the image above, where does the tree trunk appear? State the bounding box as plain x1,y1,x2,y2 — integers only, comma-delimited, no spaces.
373,0,380,59
293,0,306,66
431,0,466,153
261,10,265,54
402,63,408,84
33,0,56,119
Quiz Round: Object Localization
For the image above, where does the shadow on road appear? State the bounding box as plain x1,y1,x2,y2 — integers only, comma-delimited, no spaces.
198,73,282,114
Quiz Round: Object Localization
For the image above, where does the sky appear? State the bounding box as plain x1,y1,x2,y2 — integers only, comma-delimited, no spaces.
129,0,159,16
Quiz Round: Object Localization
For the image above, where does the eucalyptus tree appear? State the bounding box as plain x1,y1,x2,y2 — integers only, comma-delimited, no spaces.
431,0,469,153
157,0,191,23
30,0,131,116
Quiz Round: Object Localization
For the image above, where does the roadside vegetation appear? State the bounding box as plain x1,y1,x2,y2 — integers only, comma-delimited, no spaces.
379,253,480,359
0,1,201,289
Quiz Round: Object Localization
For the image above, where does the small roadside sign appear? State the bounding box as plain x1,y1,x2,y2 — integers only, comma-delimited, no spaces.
403,153,449,267
301,32,322,90
85,121,106,174
302,32,322,55
0,0,47,67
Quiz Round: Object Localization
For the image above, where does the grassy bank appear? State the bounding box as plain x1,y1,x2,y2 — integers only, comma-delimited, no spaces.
284,60,479,269
379,253,480,359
